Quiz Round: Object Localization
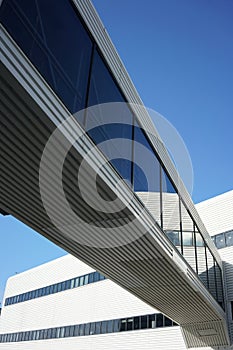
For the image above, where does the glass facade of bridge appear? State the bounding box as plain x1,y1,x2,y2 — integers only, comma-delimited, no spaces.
0,0,224,308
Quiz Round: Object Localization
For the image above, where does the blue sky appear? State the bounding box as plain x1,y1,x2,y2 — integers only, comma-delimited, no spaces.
0,0,232,304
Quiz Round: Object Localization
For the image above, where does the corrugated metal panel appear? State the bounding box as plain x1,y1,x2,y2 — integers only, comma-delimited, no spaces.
0,328,188,350
196,191,233,236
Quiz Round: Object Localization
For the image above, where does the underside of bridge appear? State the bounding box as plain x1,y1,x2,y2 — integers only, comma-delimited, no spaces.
0,24,230,348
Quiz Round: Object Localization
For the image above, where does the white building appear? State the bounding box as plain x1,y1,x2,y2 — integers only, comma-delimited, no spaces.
0,0,232,347
0,190,232,350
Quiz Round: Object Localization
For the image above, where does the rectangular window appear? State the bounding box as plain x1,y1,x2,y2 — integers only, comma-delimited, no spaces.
89,273,94,284
79,276,84,287
134,316,140,330
84,275,89,285
90,322,95,335
75,277,80,288
216,233,226,249
226,231,233,247
107,320,113,333
95,322,101,335
127,318,133,331
47,328,52,339
43,329,48,339
231,301,233,320
51,328,57,339
93,271,100,282
156,314,164,327
64,326,70,337
60,327,65,338
101,321,108,334
65,280,71,289
70,279,75,289
74,325,80,337
119,319,127,332
69,325,75,337
140,315,148,329
182,231,193,246
79,324,84,336
84,323,90,336
61,281,66,291
148,314,156,328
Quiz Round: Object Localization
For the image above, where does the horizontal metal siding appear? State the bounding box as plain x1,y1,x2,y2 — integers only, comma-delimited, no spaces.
0,328,188,350
196,191,233,236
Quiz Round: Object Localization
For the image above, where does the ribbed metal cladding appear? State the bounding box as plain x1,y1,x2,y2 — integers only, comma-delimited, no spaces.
0,16,230,350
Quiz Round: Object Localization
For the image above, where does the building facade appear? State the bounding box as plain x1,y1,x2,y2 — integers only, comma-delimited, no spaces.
0,0,232,347
0,191,232,350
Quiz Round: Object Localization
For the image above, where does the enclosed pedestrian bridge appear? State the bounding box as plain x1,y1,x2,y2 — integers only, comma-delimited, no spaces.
0,0,230,348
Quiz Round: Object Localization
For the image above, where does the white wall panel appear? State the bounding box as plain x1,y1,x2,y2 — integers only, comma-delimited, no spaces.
4,255,94,298
1,270,156,332
196,190,233,236
0,328,186,350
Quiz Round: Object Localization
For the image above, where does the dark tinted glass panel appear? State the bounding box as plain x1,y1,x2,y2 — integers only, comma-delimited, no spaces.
84,323,90,336
74,325,80,337
64,326,70,337
60,327,65,338
134,316,140,330
164,316,172,326
119,319,126,332
79,276,84,286
156,314,163,327
133,124,160,193
226,231,233,247
148,314,156,328
101,321,108,334
95,322,101,335
127,318,133,331
166,231,180,246
89,273,94,284
79,324,84,336
90,322,95,335
140,315,148,329
0,0,92,116
113,319,120,332
88,49,125,107
86,104,133,186
216,233,226,249
84,275,89,285
162,170,176,193
107,320,113,333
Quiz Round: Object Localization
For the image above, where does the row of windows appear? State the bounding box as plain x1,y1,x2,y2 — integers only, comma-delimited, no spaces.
0,313,177,343
166,230,204,247
211,230,233,250
4,271,105,306
167,230,233,250
0,0,223,305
